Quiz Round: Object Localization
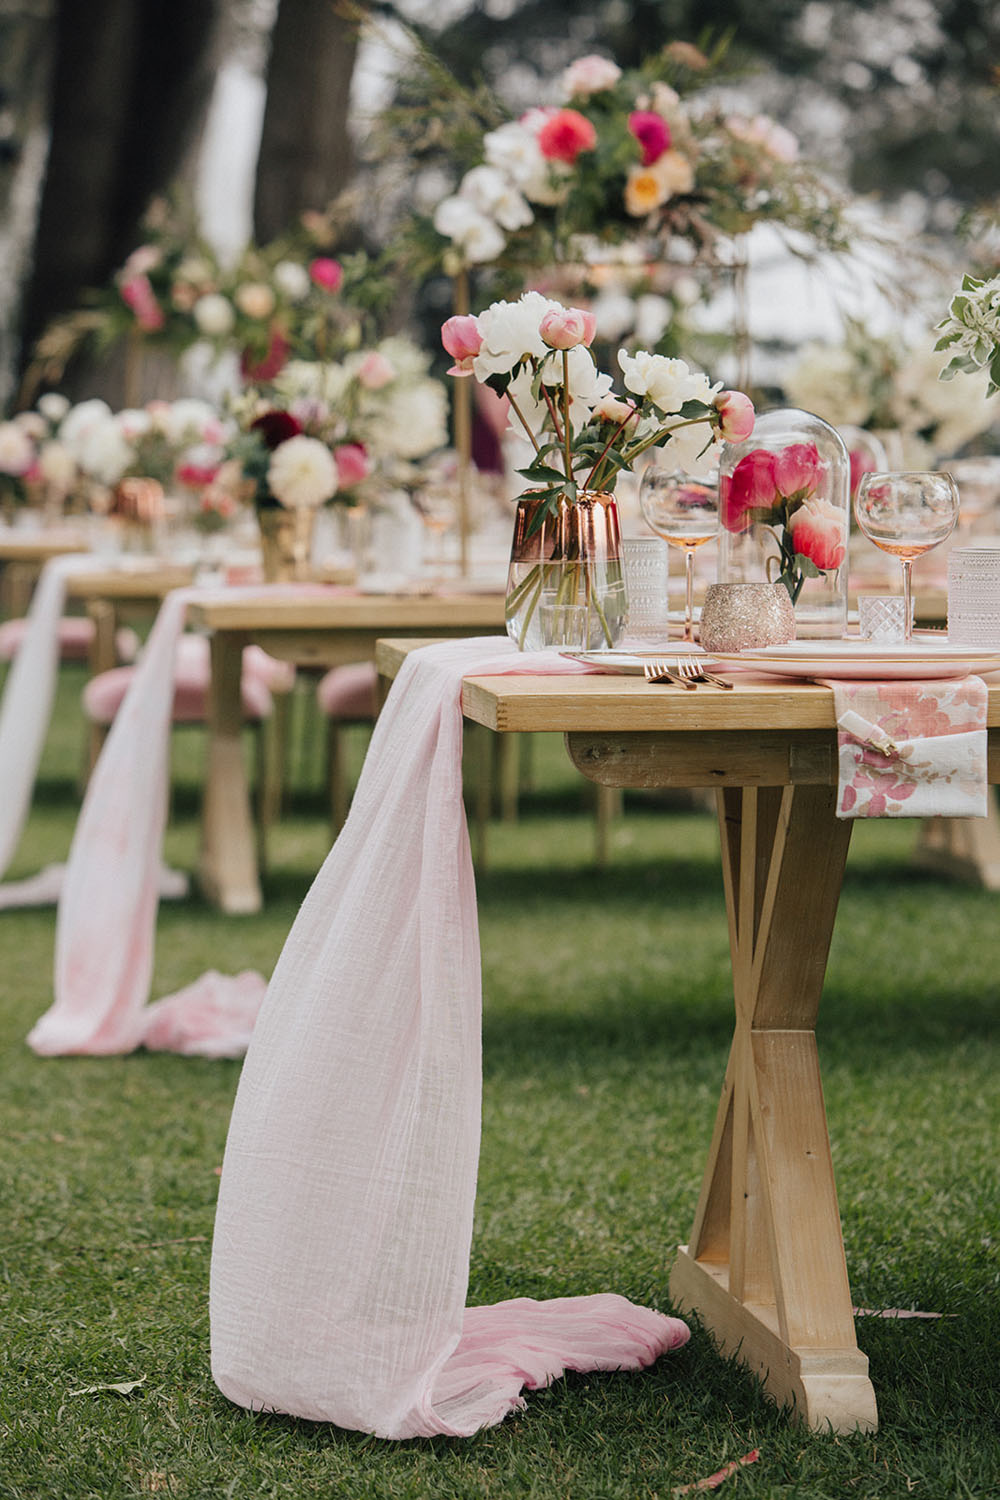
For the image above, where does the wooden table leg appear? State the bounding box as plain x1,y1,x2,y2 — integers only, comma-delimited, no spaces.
669,783,876,1433
197,629,262,914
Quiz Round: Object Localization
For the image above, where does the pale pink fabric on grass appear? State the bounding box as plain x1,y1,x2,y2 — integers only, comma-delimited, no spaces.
210,637,689,1438
27,587,267,1057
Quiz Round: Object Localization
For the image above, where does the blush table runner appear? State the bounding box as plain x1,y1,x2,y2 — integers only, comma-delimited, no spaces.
209,636,690,1438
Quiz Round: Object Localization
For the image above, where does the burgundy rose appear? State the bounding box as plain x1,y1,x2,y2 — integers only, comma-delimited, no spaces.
250,409,303,450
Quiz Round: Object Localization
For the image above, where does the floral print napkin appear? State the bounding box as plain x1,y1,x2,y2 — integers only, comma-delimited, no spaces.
825,675,989,818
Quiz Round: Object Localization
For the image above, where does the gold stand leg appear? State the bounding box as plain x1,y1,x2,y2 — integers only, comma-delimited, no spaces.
669,783,877,1434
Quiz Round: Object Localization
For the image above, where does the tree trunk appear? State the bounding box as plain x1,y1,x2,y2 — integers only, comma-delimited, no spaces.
17,0,222,386
252,0,359,244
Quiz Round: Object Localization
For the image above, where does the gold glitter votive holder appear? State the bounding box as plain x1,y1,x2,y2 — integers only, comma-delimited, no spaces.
698,581,796,653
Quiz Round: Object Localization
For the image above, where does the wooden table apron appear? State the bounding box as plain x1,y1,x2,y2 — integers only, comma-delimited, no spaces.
185,593,506,914
376,641,1000,1436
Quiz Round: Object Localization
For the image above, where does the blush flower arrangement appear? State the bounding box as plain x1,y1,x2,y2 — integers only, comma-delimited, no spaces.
720,440,847,604
442,290,753,645
415,44,849,276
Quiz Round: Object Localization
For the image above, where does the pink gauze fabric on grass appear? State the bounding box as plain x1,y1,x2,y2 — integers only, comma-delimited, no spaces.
209,636,690,1437
824,675,988,819
27,586,267,1058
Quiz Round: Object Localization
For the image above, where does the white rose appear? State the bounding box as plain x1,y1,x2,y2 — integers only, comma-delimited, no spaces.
193,293,236,337
272,260,311,301
235,281,277,320
561,55,622,98
37,439,78,495
37,392,70,423
484,116,570,206
0,421,35,475
267,435,338,508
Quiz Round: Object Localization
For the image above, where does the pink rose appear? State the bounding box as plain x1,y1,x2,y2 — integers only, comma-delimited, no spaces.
628,110,672,167
714,390,755,442
176,459,221,488
788,497,847,571
120,274,165,332
240,330,291,383
334,442,372,489
539,305,597,350
356,351,396,389
441,314,483,376
774,442,822,498
722,448,779,532
536,108,598,164
309,257,343,292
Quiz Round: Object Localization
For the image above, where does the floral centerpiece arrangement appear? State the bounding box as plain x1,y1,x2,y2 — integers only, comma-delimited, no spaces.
936,270,1000,397
442,289,753,649
717,408,850,637
784,318,1000,471
721,440,847,603
413,45,849,279
25,195,394,400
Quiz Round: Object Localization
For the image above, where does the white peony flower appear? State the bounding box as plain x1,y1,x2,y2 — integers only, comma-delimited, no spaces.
164,398,224,444
193,293,236,337
432,196,507,264
272,260,311,301
484,115,571,206
618,350,714,412
659,422,721,478
459,165,534,233
267,435,338,508
58,398,114,450
76,422,134,486
374,381,450,460
473,290,563,381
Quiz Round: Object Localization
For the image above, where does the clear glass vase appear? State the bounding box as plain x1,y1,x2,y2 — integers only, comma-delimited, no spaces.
718,408,850,639
505,491,627,651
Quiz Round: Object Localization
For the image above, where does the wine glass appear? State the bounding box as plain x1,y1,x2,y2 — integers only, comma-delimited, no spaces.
854,471,959,643
639,465,719,642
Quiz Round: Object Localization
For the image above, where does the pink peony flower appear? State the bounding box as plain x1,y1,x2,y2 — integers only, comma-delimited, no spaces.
722,448,779,531
628,110,672,166
119,274,165,332
536,108,598,165
308,257,343,292
788,496,847,571
774,441,822,498
333,442,372,489
714,390,755,442
539,305,597,350
356,351,396,389
441,314,484,376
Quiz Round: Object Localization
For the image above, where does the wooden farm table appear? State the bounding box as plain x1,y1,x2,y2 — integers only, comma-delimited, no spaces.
375,639,1000,1436
66,562,194,674
0,528,90,615
186,589,505,913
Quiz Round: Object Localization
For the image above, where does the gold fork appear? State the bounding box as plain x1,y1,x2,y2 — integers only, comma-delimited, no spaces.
643,660,696,688
673,657,734,690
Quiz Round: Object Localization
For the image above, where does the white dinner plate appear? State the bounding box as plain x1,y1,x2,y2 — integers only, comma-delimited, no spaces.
709,637,1000,681
561,643,716,674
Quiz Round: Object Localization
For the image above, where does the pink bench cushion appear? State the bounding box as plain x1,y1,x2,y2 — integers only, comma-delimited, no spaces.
83,633,276,726
315,662,378,721
0,615,140,664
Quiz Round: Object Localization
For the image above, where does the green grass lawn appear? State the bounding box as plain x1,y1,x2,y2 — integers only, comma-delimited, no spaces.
0,664,998,1498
